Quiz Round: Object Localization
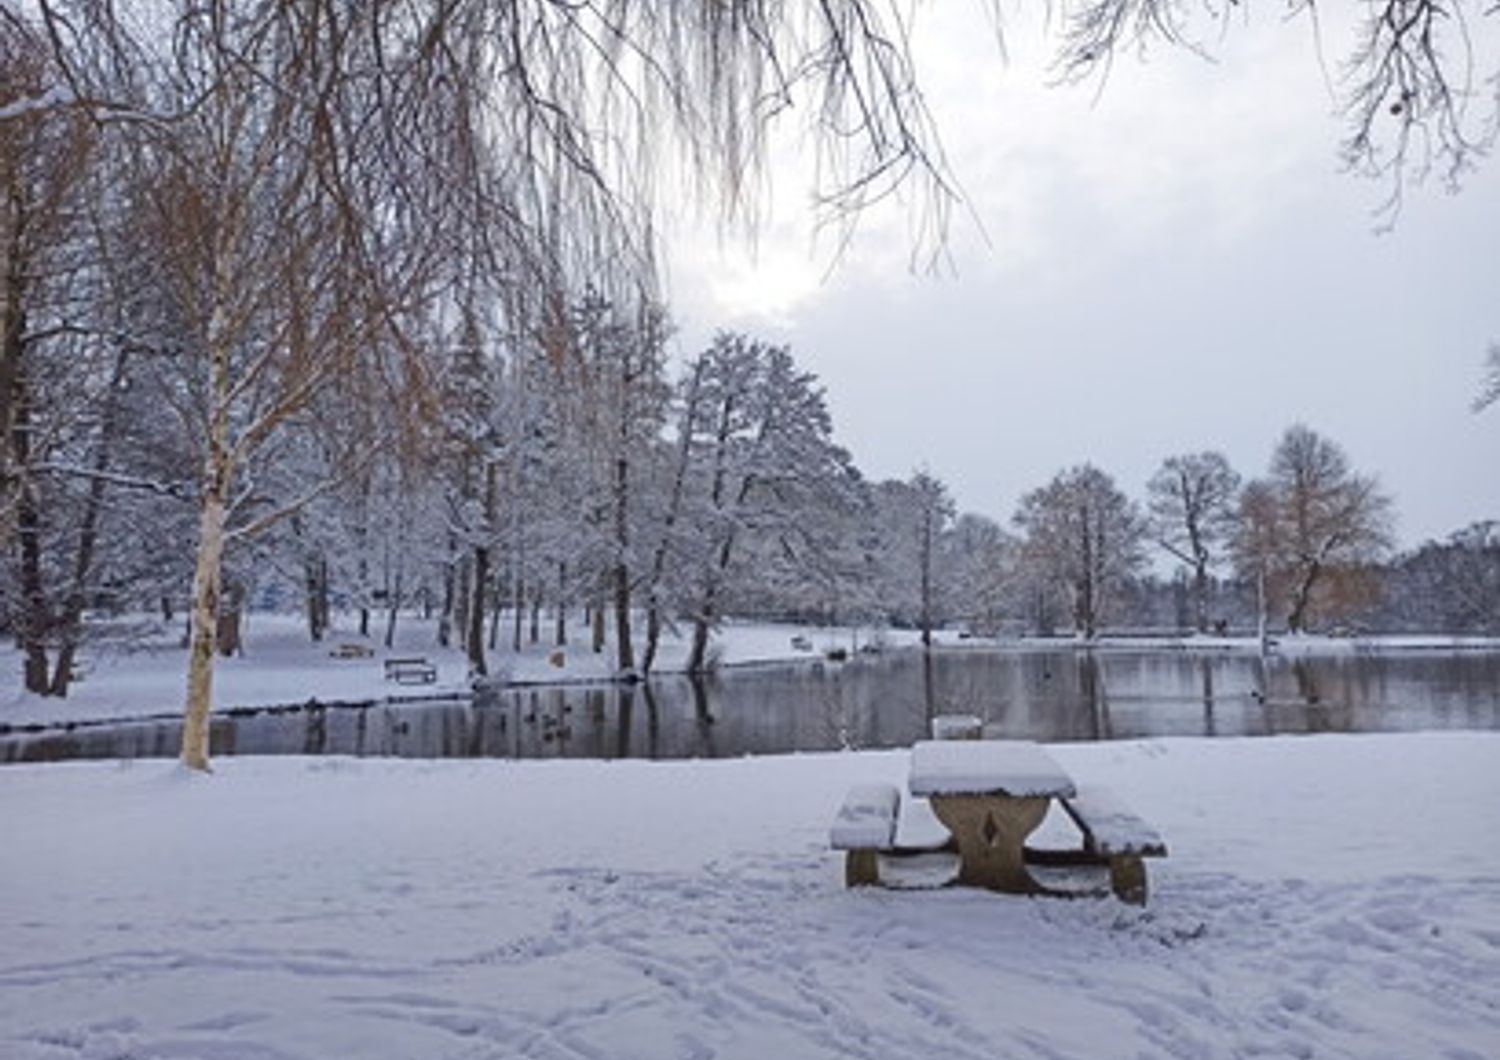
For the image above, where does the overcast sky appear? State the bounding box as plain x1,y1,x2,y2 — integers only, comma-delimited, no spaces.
658,6,1499,552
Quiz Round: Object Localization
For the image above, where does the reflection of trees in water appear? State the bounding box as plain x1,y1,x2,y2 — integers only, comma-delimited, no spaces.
1293,659,1322,705
616,685,635,758
7,650,1500,765
1292,657,1361,734
814,663,853,750
1293,658,1334,732
1078,651,1111,741
1200,657,1216,737
641,681,661,759
689,674,717,758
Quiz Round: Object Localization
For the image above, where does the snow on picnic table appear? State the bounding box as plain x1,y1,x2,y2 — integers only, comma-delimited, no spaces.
2,732,1498,1060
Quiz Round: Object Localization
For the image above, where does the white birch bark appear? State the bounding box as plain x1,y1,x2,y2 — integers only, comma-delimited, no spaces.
180,261,235,770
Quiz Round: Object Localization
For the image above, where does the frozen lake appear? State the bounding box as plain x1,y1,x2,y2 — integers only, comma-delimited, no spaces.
3,645,1497,764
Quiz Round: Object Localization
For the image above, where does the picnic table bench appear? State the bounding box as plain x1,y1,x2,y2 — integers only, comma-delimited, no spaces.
383,656,437,684
1056,786,1168,905
829,783,958,887
830,739,1167,904
829,784,901,886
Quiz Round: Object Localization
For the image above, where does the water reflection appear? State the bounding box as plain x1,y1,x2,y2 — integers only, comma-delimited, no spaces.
3,647,1499,764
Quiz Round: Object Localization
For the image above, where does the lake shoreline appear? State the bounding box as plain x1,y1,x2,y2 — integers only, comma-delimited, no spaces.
5,639,1497,764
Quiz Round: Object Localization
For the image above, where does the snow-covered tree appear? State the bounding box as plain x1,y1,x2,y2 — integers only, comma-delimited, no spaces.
1146,451,1241,633
940,512,1018,635
564,293,671,675
866,471,955,644
1377,521,1500,634
1013,465,1145,639
0,26,145,696
677,333,857,671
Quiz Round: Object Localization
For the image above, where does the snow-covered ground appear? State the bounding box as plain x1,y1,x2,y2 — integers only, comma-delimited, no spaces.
3,733,1497,1059
4,611,1496,730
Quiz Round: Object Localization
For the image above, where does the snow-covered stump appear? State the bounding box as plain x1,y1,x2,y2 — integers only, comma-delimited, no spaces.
930,714,983,740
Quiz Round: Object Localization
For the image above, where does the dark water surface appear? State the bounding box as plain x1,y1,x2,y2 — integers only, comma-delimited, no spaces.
4,647,1498,764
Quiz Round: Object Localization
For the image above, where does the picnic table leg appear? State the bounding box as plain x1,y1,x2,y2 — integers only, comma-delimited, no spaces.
1108,855,1148,905
928,795,1050,894
845,849,881,888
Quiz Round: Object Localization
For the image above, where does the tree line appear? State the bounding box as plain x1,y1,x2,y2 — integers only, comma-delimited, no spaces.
6,253,1493,702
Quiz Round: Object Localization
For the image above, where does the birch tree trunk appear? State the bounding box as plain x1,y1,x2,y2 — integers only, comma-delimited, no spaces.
182,480,226,770
181,370,232,770
181,263,236,770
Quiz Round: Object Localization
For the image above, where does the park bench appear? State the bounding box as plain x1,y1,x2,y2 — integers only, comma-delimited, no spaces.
384,656,437,684
1056,786,1168,905
330,642,374,659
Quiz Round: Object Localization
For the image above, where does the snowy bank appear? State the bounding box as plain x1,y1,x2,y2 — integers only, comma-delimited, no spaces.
2,732,1497,1059
0,615,930,729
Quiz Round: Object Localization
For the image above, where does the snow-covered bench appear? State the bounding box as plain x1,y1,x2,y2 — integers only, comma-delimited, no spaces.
384,657,437,684
1057,786,1168,905
829,784,901,886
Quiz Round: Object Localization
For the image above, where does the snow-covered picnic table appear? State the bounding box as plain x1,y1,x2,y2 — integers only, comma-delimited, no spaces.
908,739,1078,894
832,739,1168,902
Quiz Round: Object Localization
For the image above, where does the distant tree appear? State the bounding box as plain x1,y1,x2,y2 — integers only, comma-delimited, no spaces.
909,471,955,647
1013,465,1145,638
1261,425,1394,634
868,471,956,645
1376,521,1500,634
1146,452,1241,633
939,512,1017,635
1230,479,1283,645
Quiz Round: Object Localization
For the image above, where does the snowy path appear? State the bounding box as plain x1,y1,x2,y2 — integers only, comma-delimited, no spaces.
3,735,1498,1059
